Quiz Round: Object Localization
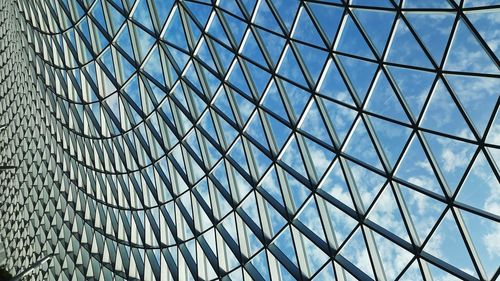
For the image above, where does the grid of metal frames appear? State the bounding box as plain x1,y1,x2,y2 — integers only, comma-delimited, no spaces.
0,0,499,280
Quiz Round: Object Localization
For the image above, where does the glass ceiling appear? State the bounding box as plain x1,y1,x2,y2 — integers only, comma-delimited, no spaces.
0,0,499,280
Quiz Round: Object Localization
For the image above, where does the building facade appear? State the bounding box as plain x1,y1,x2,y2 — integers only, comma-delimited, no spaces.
0,0,499,280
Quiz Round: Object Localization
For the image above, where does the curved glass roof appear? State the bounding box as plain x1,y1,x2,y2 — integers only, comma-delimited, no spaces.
0,0,499,280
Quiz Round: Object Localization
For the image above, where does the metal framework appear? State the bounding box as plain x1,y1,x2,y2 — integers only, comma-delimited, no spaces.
0,0,499,280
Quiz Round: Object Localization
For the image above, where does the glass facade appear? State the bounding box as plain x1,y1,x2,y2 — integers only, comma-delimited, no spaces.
0,0,499,280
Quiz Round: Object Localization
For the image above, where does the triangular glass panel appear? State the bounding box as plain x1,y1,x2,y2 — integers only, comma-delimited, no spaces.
345,160,387,210
353,9,395,55
366,71,410,123
423,133,476,193
396,136,444,195
369,116,412,169
446,74,499,137
460,210,500,279
399,182,446,242
336,15,376,59
299,100,331,145
387,19,433,68
372,230,413,280
387,66,435,120
424,211,478,278
405,12,455,64
292,7,324,46
321,98,357,144
336,55,378,103
318,60,355,105
277,46,308,87
456,152,500,217
344,120,384,170
368,185,411,242
338,227,375,279
445,19,499,74
421,80,474,139
318,161,356,211
307,2,343,44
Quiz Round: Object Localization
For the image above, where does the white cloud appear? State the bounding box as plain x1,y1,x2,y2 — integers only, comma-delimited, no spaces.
483,223,500,258
441,147,469,173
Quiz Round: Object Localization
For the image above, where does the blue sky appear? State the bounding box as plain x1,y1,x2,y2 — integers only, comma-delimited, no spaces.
37,0,500,279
